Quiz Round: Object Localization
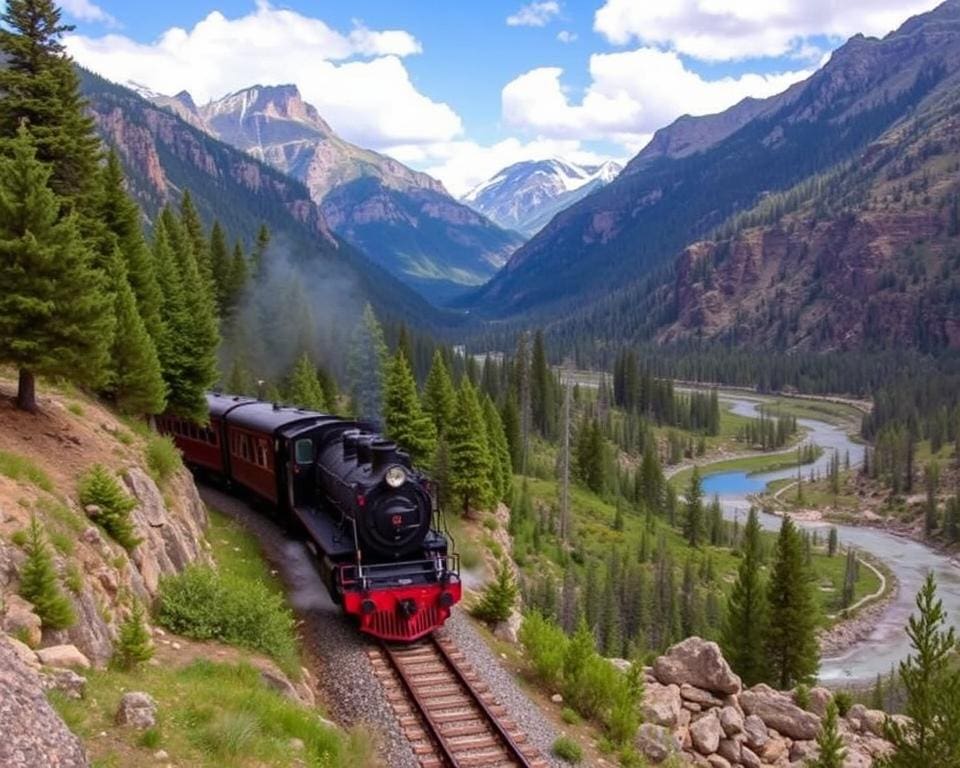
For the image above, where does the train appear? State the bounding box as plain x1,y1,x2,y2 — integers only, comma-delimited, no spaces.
157,393,461,642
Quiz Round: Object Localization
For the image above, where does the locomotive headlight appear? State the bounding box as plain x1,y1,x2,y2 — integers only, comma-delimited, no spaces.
385,466,407,488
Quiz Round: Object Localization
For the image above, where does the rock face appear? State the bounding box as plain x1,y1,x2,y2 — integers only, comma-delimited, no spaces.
640,637,899,765
0,633,88,767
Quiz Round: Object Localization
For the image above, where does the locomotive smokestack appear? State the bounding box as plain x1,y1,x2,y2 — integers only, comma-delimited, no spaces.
371,440,397,472
342,430,360,462
356,435,375,464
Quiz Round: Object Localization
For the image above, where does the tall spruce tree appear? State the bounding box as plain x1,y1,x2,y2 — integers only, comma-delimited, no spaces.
0,127,112,411
0,0,100,208
880,573,960,767
448,378,494,515
208,220,230,314
482,394,512,501
764,516,820,688
179,191,211,286
422,349,456,435
18,514,74,630
808,701,846,768
287,352,328,411
347,304,387,422
383,349,437,465
684,467,705,547
722,508,769,686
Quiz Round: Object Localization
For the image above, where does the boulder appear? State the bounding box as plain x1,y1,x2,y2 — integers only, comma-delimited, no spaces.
40,668,87,700
3,595,42,648
6,635,39,668
681,683,724,708
636,723,682,763
740,683,821,740
690,711,723,755
719,705,744,736
846,704,867,733
492,609,522,644
861,709,886,737
115,691,157,729
808,686,832,718
717,737,741,764
843,746,873,768
643,682,683,727
257,666,300,702
743,714,769,750
36,645,91,670
790,739,818,762
760,734,789,763
0,636,88,767
706,755,730,768
653,638,741,695
739,745,762,768
609,658,632,673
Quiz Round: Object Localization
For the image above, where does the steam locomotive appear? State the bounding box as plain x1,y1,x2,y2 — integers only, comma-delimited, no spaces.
157,393,461,642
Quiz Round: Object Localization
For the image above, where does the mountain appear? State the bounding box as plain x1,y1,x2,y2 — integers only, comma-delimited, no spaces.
79,70,455,331
462,158,623,237
462,0,960,355
138,83,523,304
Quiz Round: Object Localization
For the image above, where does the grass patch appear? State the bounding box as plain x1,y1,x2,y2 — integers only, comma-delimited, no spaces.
670,446,823,490
36,496,88,534
445,512,483,571
146,435,182,484
0,450,54,492
49,660,374,768
67,402,85,417
758,397,863,423
552,736,583,763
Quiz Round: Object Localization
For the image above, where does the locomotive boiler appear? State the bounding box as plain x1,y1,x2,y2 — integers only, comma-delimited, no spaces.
157,393,461,642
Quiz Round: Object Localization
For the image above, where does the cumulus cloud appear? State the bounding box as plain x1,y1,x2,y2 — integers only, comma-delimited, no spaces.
386,138,624,198
60,0,116,26
557,30,578,43
506,1,560,28
594,0,942,61
501,48,809,146
65,1,460,148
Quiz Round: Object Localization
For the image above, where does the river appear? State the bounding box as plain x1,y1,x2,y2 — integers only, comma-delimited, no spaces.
700,395,960,684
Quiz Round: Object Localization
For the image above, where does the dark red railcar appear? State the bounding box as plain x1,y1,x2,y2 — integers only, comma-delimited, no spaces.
160,393,461,642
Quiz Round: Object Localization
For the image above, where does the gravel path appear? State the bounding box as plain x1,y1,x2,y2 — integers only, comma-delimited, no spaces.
200,484,565,767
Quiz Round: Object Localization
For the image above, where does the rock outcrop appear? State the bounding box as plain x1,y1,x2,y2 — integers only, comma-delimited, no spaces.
638,637,898,766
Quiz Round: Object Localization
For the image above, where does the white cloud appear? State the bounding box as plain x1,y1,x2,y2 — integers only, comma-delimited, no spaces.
385,138,624,198
557,30,578,43
594,0,942,61
501,48,809,146
506,1,560,28
65,2,460,148
59,0,116,26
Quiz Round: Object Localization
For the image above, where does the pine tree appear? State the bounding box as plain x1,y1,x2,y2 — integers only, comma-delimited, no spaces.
179,191,211,286
18,515,74,631
448,378,494,515
103,247,167,415
684,467,705,547
530,330,554,437
0,0,101,207
880,573,960,767
421,350,456,435
483,394,512,501
827,527,839,557
348,304,387,422
208,220,230,313
472,560,518,624
501,395,522,472
764,516,820,688
287,352,328,411
224,241,248,316
251,222,270,278
112,599,154,670
808,701,846,768
79,464,140,551
0,127,112,412
383,350,436,465
722,508,769,686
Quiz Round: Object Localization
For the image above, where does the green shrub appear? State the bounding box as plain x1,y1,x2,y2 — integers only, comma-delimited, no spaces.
157,566,296,670
472,561,518,624
48,529,74,555
10,529,27,547
0,450,53,492
833,690,854,716
112,600,154,670
18,516,75,630
519,612,567,689
78,464,140,550
146,435,181,483
67,402,84,416
64,563,83,595
561,707,581,725
794,683,811,710
552,736,583,763
137,728,162,749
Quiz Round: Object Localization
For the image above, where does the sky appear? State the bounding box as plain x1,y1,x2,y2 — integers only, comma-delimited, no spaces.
61,0,944,196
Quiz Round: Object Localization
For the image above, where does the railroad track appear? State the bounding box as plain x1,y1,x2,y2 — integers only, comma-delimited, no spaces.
368,633,549,768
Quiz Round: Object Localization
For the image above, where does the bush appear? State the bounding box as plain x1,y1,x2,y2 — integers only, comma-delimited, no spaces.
794,683,811,710
157,566,297,670
519,612,567,689
472,561,518,624
552,736,583,763
113,600,154,670
78,464,140,550
833,690,854,716
561,707,581,725
146,435,181,483
18,515,75,631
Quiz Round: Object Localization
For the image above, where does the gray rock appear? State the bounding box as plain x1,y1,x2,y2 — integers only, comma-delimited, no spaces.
6,635,39,668
740,683,821,740
743,714,769,750
690,711,723,755
257,665,302,703
862,708,886,737
0,634,88,767
47,588,113,667
492,609,522,644
79,527,101,546
719,705,743,736
653,637,742,695
643,682,682,727
636,723,682,763
790,739,818,761
808,686,832,718
681,683,724,707
706,754,730,768
740,744,762,768
40,668,87,700
36,645,91,670
717,737,741,763
3,594,42,648
115,691,157,729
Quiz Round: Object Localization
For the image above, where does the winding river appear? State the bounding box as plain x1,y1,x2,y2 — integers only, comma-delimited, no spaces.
701,395,960,684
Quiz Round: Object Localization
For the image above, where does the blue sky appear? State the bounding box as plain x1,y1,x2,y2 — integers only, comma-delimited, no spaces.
61,0,943,194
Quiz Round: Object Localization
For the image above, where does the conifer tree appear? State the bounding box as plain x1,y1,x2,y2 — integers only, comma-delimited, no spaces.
224,357,254,396
422,349,457,435
530,330,555,437
103,247,166,415
684,467,705,547
18,515,74,631
112,599,154,670
208,220,230,313
383,349,436,465
448,378,494,514
880,573,960,767
287,352,328,411
808,701,846,768
251,222,270,278
764,516,820,688
722,509,769,686
0,0,100,207
179,191,211,285
0,127,112,412
483,394,512,501
472,560,519,624
79,464,140,550
348,304,387,421
501,396,522,472
224,241,248,315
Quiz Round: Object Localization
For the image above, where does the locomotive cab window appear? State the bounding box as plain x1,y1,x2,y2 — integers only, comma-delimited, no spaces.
294,439,314,464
